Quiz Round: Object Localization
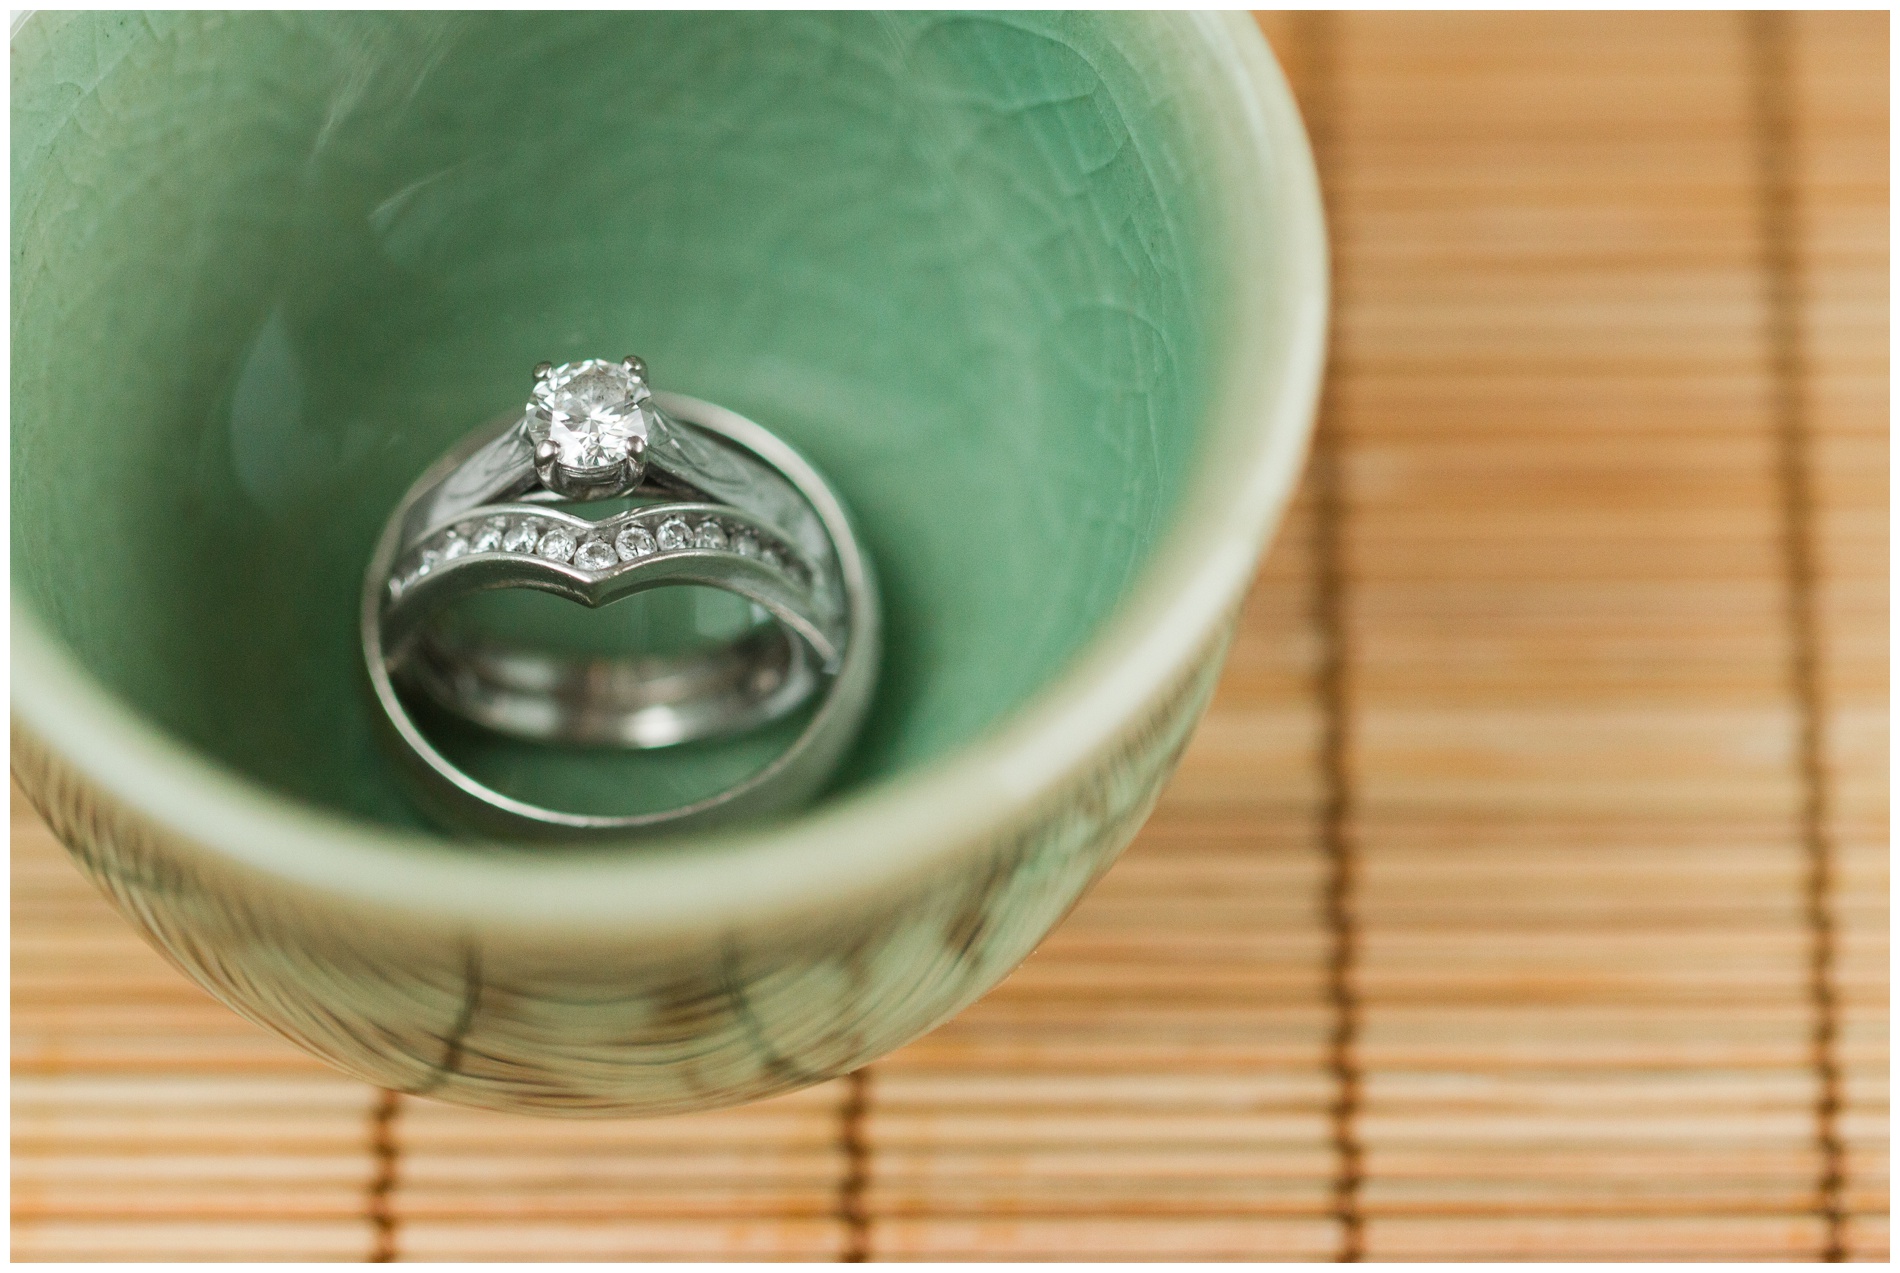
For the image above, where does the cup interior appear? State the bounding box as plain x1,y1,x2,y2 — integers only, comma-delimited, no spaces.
13,12,1242,831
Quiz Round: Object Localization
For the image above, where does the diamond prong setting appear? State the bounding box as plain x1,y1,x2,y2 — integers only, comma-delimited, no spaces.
525,358,658,500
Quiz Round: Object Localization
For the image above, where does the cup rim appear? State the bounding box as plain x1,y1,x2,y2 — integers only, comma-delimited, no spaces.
11,11,1328,939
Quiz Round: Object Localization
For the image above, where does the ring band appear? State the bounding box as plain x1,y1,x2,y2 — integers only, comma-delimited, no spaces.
381,500,838,746
381,357,849,750
360,386,879,839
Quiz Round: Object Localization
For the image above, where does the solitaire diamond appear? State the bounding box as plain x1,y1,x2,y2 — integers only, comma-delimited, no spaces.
528,359,654,472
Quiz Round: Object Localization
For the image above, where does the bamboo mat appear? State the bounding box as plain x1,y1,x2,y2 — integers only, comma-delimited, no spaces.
11,12,1888,1262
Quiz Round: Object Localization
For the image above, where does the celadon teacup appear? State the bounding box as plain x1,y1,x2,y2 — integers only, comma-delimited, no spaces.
11,11,1325,1115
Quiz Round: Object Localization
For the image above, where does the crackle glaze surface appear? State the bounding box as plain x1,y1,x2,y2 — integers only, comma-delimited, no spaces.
14,11,1230,821
12,12,1323,1114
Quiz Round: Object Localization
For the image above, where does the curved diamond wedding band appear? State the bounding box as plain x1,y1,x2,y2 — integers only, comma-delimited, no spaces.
360,358,879,839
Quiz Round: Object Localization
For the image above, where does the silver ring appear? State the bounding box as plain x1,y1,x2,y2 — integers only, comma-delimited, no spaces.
382,500,836,747
360,359,879,840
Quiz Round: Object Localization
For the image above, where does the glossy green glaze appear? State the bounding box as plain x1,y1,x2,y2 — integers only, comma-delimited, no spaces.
12,12,1325,1115
14,11,1228,827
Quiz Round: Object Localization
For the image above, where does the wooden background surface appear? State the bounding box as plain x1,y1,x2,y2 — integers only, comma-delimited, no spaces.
12,12,1888,1262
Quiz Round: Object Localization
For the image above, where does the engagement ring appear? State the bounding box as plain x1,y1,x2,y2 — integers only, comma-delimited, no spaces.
360,358,878,839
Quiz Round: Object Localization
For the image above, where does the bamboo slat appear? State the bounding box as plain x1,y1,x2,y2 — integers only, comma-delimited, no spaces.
395,1085,853,1261
11,11,1887,1263
1792,9,1891,1255
1284,11,1886,1262
11,801,381,1262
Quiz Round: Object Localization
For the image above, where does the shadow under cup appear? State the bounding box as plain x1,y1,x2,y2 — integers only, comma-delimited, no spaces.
14,11,1236,828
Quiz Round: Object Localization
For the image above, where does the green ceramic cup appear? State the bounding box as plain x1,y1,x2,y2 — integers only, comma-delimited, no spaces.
12,11,1324,1115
